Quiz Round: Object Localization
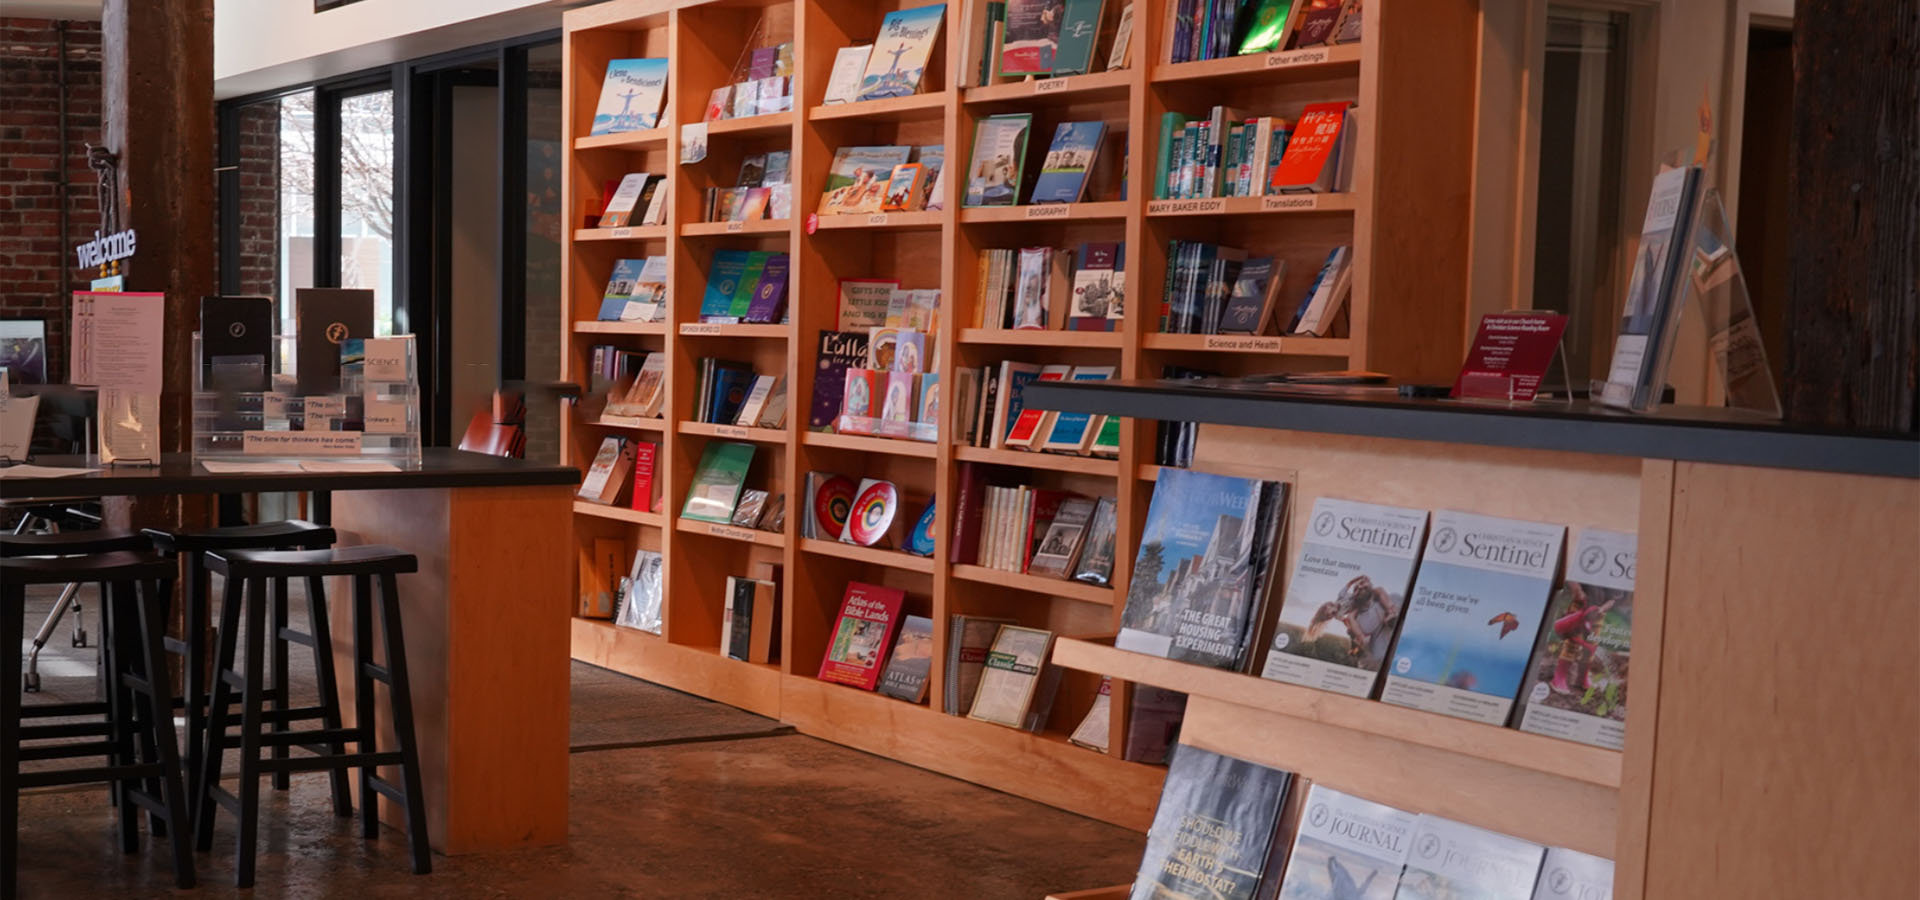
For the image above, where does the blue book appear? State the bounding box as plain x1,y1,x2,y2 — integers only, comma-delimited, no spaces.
1028,121,1106,204
590,58,668,136
1381,510,1566,726
857,4,947,100
707,364,757,424
701,250,753,321
1039,366,1113,450
598,258,649,321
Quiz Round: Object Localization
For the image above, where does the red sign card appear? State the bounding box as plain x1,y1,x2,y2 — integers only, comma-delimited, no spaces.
1451,312,1569,401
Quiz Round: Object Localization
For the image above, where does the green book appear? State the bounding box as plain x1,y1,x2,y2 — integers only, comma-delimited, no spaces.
729,251,773,318
1052,0,1105,76
1154,112,1188,200
1235,0,1294,55
1090,413,1121,455
682,441,756,523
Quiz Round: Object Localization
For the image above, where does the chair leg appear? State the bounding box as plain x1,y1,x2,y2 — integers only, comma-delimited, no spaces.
305,575,353,817
352,574,378,841
377,573,432,876
195,572,246,852
106,583,138,855
268,577,291,791
182,551,210,816
3,584,26,900
233,576,269,889
134,576,196,890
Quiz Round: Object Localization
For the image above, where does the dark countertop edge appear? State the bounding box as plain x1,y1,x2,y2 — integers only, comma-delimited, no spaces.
1025,382,1920,480
0,450,581,499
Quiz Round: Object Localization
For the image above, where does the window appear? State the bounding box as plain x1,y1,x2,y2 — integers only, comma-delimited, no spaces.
337,89,396,334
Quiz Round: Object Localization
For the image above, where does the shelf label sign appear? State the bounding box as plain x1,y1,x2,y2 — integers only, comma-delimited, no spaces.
1203,335,1283,352
1262,194,1320,211
680,323,724,335
1452,312,1569,402
1034,78,1069,94
707,524,759,542
1024,204,1071,219
1147,198,1225,215
866,213,890,226
1265,47,1330,68
713,425,750,438
724,220,744,232
610,227,633,239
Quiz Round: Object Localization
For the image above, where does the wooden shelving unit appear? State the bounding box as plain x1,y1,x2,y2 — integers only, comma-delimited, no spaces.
561,0,1476,835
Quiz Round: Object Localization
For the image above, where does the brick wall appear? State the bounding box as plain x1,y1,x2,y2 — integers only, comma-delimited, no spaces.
227,100,281,299
0,17,102,381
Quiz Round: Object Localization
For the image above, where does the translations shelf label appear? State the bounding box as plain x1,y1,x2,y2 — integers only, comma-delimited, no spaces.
1264,47,1331,68
1024,204,1071,219
241,431,362,456
1202,335,1284,352
1262,194,1321,211
1147,198,1226,215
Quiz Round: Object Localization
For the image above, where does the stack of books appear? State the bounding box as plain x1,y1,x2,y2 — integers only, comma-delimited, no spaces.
974,242,1124,332
705,152,793,222
1165,0,1361,65
817,145,946,216
698,250,790,324
953,361,1118,456
704,38,793,121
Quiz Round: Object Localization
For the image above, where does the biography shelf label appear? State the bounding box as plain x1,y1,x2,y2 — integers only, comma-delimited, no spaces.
1024,204,1071,219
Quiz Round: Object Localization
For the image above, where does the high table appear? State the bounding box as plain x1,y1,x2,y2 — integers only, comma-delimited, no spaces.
1,449,578,855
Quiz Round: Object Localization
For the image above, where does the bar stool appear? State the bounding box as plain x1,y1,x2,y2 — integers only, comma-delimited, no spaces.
2,550,197,898
197,544,431,888
142,520,341,812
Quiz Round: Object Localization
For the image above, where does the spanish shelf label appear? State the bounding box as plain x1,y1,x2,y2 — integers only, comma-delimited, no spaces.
1025,204,1071,218
242,431,362,456
1264,47,1330,68
680,323,724,335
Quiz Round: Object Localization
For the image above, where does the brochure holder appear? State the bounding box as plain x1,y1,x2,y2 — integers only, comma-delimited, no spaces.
192,332,423,463
1593,188,1781,418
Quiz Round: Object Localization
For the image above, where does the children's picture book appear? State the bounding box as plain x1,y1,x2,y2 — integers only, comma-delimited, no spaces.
1380,510,1567,725
857,4,948,101
967,625,1057,728
590,58,669,135
1516,527,1635,750
998,0,1063,75
808,330,871,430
1116,467,1288,671
1530,847,1614,900
1396,815,1545,900
1029,121,1105,204
819,146,914,215
1262,497,1428,698
882,163,927,211
681,441,756,523
1275,784,1417,900
823,44,873,104
817,582,907,690
877,615,936,703
599,258,650,321
1128,745,1295,900
964,114,1033,207
841,368,881,421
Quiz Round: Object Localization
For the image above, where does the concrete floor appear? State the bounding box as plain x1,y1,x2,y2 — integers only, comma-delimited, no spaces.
13,586,1147,899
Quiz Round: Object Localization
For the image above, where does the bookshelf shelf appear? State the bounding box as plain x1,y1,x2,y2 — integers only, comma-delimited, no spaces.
1148,42,1364,85
581,415,670,432
677,421,789,443
573,500,665,528
953,565,1117,606
574,225,671,241
570,619,782,719
807,91,948,123
963,70,1132,106
1143,192,1360,218
1137,464,1163,481
705,110,794,137
800,430,940,458
958,328,1124,348
958,201,1130,224
954,445,1121,477
1140,334,1351,355
680,218,793,236
1045,888,1129,900
801,538,937,574
573,320,669,335
676,322,789,339
810,210,945,232
573,126,672,151
675,516,787,548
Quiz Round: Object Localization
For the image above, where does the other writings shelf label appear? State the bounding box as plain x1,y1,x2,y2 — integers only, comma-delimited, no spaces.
706,523,762,542
1264,47,1332,68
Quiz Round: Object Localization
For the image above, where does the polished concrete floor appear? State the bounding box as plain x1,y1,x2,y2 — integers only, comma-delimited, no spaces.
14,587,1146,899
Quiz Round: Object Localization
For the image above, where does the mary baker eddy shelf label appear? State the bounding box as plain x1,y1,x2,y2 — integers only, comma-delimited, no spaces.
1380,510,1565,725
1262,497,1428,698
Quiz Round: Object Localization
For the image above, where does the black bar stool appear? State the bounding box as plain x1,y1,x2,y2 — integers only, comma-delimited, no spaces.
2,550,197,898
142,521,340,812
197,544,431,888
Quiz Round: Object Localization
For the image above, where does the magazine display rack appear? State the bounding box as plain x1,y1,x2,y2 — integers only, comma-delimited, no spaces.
560,0,1479,829
192,332,423,461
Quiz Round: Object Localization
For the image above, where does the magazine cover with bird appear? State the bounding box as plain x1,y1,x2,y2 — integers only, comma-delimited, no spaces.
1262,497,1429,698
1277,784,1417,900
1516,528,1635,750
1394,815,1543,900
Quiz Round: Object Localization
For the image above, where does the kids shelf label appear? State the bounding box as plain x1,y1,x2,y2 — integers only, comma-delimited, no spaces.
1265,47,1331,68
1024,204,1071,219
1034,78,1070,94
1262,194,1321,211
1147,198,1226,215
865,213,890,226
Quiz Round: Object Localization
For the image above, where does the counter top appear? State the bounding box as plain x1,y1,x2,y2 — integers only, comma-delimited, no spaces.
0,448,580,499
1023,380,1919,479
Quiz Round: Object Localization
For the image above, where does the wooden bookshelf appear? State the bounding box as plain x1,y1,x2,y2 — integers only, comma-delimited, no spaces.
561,0,1477,837
573,500,666,527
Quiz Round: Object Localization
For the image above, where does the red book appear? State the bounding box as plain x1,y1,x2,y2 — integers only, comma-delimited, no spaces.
949,462,988,565
630,440,659,512
1269,101,1351,193
817,582,907,690
1020,489,1070,573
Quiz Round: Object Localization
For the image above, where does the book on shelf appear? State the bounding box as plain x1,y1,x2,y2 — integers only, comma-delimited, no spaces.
745,254,790,324
838,278,900,330
1128,744,1294,900
1261,497,1428,698
1067,241,1125,331
985,360,1043,449
1271,101,1355,194
882,163,928,212
722,575,779,664
906,500,938,556
877,614,936,703
1029,121,1106,204
590,58,668,135
1089,413,1121,457
1052,0,1105,75
1072,496,1119,584
695,358,757,424
578,537,626,619
964,114,1032,208
808,331,872,431
705,85,732,121
577,436,635,505
857,3,947,101
944,614,1017,715
841,478,904,547
1003,363,1073,447
600,173,653,227
1123,685,1187,763
613,548,664,634
1515,527,1636,750
1011,247,1070,330
840,368,881,427
1291,245,1353,336
978,485,1073,573
731,489,770,529
997,0,1058,75
700,250,753,321
1218,256,1287,335
639,178,670,226
629,440,661,513
1067,676,1112,752
817,581,908,691
1107,2,1134,69
1116,467,1291,671
819,146,913,215
1598,163,1705,411
1274,783,1418,900
623,352,668,419
681,441,756,524
1037,366,1115,452
1234,0,1296,55
1397,815,1545,900
599,258,652,322
823,44,872,104
1027,496,1098,579
1531,847,1614,900
759,494,787,533
801,471,860,541
966,624,1062,731
1379,510,1567,726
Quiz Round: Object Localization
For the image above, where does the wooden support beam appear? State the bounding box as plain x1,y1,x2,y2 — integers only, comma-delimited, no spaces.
1785,0,1919,432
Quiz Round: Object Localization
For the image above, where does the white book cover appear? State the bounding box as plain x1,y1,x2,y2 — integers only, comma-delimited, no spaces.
590,58,669,135
1397,816,1545,900
1517,528,1636,750
600,173,651,227
628,256,669,322
734,375,776,426
1529,847,1614,900
1278,784,1418,900
1295,245,1351,335
1600,164,1701,408
857,4,947,101
1262,498,1429,698
823,45,873,104
1381,510,1566,726
640,179,670,225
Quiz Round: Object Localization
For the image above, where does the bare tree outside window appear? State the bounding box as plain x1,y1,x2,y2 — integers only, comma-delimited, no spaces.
281,90,397,334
